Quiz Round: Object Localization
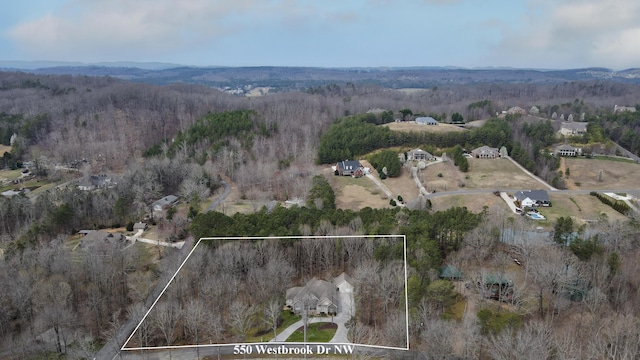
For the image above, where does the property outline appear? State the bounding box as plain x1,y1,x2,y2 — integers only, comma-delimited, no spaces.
121,235,410,352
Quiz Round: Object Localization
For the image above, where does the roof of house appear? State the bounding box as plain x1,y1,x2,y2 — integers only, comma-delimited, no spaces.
472,146,499,154
484,273,512,285
334,272,353,287
287,278,338,307
415,116,438,124
556,144,578,151
440,265,462,279
560,122,588,131
153,195,178,207
79,230,126,252
514,190,550,202
337,160,362,170
133,222,147,230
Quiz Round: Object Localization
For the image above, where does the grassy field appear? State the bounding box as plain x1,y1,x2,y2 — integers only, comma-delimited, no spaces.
464,158,546,190
286,322,337,342
420,162,465,192
246,311,301,342
534,193,628,227
430,193,502,214
383,122,467,133
325,168,391,210
563,157,640,190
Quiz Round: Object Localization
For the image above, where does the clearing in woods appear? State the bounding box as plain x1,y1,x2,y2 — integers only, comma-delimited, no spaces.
562,157,640,190
383,122,467,133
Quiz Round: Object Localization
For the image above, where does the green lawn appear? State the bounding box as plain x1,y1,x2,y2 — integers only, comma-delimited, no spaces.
246,310,301,342
286,322,337,342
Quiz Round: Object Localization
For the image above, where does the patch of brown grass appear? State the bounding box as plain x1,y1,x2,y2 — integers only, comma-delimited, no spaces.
0,144,10,156
430,193,501,213
383,122,467,133
419,162,463,192
563,157,640,189
465,158,545,190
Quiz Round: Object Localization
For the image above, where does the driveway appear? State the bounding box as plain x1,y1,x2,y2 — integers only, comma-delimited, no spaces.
272,290,354,343
206,180,230,212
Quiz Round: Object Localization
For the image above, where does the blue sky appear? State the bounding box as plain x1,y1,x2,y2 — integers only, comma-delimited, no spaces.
2,0,640,69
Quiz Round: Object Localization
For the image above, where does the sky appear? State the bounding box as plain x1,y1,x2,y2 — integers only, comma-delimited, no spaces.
1,0,640,69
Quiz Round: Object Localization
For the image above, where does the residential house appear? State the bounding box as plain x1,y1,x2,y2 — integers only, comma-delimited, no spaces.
558,122,588,136
482,274,513,302
286,273,353,315
471,146,500,159
286,278,339,315
415,117,439,125
614,105,637,113
555,144,581,157
514,190,551,208
506,106,526,115
152,195,179,212
77,230,127,253
407,148,436,162
336,160,363,177
133,222,148,231
77,174,113,191
334,272,354,293
439,265,463,281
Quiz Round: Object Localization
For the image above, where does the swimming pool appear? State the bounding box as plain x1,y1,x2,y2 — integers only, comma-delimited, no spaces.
527,212,545,220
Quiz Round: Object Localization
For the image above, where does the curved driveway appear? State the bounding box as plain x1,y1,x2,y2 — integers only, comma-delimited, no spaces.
206,180,230,212
272,290,354,343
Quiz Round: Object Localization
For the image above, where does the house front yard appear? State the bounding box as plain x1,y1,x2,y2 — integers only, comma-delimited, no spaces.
463,158,547,190
537,193,628,227
285,322,337,342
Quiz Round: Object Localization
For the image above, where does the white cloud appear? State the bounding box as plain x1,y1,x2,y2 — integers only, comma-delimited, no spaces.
494,0,640,68
5,0,356,61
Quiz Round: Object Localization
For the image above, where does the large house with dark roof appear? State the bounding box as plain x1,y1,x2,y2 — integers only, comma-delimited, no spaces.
514,190,550,207
285,273,353,315
336,160,363,177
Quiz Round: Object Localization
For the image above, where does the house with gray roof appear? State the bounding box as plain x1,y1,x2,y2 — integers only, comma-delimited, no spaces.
77,174,114,191
471,146,500,159
77,230,127,253
152,195,179,212
558,122,588,136
286,273,353,315
514,190,550,207
415,117,439,125
407,148,436,162
555,144,581,157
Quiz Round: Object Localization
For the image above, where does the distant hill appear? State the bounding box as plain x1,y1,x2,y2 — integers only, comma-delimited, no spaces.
2,63,640,91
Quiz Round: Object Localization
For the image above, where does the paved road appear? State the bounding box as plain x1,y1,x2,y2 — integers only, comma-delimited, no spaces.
206,180,230,212
97,180,232,359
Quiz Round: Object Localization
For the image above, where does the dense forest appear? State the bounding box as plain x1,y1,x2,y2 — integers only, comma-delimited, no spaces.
2,70,640,357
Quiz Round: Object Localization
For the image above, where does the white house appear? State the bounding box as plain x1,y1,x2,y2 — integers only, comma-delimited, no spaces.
471,146,500,159
556,144,581,157
407,148,436,162
415,117,439,125
514,190,550,207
